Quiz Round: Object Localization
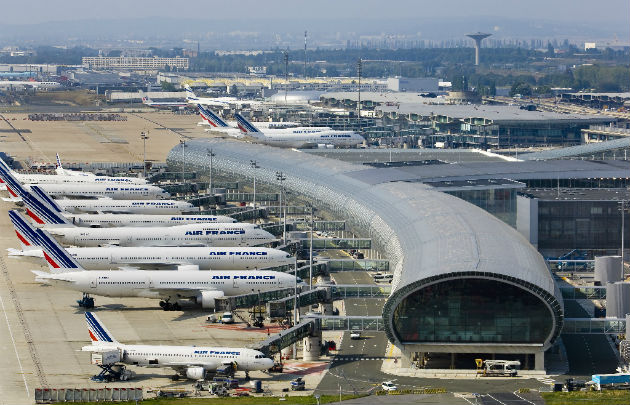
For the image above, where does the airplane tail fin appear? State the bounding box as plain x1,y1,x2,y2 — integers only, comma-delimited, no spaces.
0,162,27,198
21,189,70,226
234,113,262,135
85,312,119,345
30,186,64,213
35,228,84,272
198,104,229,128
184,84,197,101
56,153,62,169
8,210,41,249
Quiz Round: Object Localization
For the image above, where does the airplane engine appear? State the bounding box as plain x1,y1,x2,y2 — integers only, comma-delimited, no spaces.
185,366,205,380
197,290,225,309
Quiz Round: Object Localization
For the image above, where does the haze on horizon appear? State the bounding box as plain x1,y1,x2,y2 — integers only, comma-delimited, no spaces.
0,0,627,25
0,0,627,48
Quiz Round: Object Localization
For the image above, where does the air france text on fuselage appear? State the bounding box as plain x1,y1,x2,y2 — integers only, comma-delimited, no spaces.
184,230,244,235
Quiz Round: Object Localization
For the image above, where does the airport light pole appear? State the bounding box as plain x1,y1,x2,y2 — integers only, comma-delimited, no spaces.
207,148,215,194
250,160,259,220
293,254,299,359
357,58,362,134
179,139,186,185
307,202,314,291
140,131,149,178
621,200,628,279
276,171,287,243
283,51,289,105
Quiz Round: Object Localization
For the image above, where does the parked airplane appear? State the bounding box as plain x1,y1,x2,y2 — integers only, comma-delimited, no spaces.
9,209,274,248
0,156,147,185
197,104,303,132
30,187,195,214
184,85,239,107
10,219,292,271
54,154,148,183
0,81,61,89
142,96,188,109
23,187,233,227
80,312,274,380
0,165,169,201
234,113,365,148
32,229,300,310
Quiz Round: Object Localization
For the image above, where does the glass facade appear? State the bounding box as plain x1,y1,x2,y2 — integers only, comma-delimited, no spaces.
392,278,552,344
445,188,517,227
537,201,629,250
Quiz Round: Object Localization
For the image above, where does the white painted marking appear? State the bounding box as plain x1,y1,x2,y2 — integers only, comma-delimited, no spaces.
0,293,29,397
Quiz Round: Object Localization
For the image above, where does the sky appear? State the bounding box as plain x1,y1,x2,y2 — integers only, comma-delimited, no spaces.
0,0,627,25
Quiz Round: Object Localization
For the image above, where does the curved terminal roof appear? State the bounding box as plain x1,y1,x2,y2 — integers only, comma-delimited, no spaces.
167,138,563,347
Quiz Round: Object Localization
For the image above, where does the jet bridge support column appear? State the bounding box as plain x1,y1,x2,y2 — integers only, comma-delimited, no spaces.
302,317,322,361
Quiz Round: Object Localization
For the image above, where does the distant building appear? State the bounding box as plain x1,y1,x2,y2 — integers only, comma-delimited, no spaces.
386,77,438,92
584,42,597,51
82,56,189,71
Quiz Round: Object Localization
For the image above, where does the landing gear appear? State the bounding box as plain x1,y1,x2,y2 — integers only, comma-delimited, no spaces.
159,300,181,311
77,294,95,308
171,374,180,381
245,371,250,380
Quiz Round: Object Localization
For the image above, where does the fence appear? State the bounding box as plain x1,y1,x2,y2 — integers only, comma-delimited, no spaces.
35,387,143,403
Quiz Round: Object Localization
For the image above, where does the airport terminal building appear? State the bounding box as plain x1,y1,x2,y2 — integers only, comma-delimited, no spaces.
167,139,564,370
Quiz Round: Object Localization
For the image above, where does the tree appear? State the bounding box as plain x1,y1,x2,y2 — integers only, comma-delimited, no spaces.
510,82,532,97
160,81,176,91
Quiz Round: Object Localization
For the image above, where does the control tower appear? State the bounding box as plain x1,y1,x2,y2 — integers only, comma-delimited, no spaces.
466,32,491,66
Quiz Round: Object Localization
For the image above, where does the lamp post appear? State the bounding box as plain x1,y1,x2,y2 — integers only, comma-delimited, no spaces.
250,160,259,220
307,202,314,291
283,51,289,105
621,200,628,279
179,139,186,185
140,131,149,178
357,58,362,133
276,171,287,243
207,148,215,194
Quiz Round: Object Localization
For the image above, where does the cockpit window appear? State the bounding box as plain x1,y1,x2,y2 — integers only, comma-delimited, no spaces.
285,254,291,258
254,225,260,229
296,277,303,283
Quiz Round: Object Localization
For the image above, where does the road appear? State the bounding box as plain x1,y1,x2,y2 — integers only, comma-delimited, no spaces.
315,270,549,398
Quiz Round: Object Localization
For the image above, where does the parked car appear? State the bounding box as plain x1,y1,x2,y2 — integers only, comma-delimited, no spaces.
381,381,397,391
221,312,234,324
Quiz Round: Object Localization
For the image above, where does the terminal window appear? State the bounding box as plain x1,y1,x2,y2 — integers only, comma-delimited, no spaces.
392,278,552,344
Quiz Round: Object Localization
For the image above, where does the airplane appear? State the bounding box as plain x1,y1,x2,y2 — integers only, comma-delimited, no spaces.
0,156,147,186
31,186,195,214
142,96,188,109
10,219,292,271
0,164,169,200
184,85,263,108
0,81,61,89
32,228,301,311
196,104,303,132
23,186,233,227
234,113,365,149
9,209,275,248
80,312,274,380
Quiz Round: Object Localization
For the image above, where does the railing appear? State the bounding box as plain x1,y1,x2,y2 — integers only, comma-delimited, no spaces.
562,318,626,334
560,286,606,300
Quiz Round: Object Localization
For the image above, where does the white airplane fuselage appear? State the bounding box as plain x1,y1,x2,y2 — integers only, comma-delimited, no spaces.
23,246,292,270
84,343,273,374
34,183,169,200
55,199,196,215
65,213,235,227
49,223,275,247
37,270,297,302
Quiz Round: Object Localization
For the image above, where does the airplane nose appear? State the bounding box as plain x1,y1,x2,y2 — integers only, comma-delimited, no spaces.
263,358,274,369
